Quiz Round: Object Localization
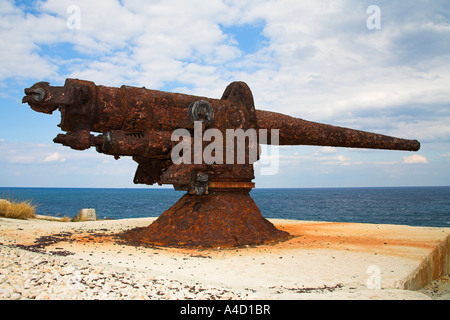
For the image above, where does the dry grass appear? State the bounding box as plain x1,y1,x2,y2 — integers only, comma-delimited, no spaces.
0,199,36,220
35,214,71,222
71,211,88,222
59,216,71,222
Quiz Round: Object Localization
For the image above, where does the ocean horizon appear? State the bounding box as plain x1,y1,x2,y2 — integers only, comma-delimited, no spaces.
1,186,449,228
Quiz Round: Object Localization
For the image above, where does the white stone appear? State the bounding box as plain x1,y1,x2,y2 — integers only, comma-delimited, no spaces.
79,208,96,221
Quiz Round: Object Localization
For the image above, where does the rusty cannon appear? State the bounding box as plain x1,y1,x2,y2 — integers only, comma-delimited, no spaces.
23,79,420,248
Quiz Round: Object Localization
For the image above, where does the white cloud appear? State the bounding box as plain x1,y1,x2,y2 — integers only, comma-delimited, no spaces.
373,161,400,165
258,148,353,168
39,0,243,89
403,154,428,164
312,147,338,155
1,0,450,187
44,152,65,163
217,1,450,143
0,0,59,81
0,140,95,165
0,0,243,88
0,139,139,187
3,0,449,124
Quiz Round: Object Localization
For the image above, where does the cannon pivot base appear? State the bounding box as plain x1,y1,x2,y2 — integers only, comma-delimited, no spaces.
121,191,291,248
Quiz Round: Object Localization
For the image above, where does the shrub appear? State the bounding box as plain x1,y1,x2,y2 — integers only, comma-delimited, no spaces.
0,199,36,220
0,199,10,216
71,210,87,222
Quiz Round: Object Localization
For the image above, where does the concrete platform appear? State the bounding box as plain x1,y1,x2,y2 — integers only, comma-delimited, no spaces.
0,217,449,299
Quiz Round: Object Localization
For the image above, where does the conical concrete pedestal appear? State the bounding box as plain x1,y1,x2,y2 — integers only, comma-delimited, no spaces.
121,191,291,248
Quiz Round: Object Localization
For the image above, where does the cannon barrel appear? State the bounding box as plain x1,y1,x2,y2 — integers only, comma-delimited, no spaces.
22,79,420,154
256,109,420,151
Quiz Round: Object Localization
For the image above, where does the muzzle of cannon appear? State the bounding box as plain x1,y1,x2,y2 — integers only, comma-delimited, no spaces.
23,79,420,248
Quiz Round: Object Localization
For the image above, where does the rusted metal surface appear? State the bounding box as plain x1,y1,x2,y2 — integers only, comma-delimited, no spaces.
256,110,420,151
23,78,421,248
120,191,290,248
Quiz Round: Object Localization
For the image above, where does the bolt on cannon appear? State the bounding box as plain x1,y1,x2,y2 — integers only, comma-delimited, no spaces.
23,79,420,248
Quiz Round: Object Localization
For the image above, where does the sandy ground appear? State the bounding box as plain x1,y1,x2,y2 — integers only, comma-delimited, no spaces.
0,216,449,300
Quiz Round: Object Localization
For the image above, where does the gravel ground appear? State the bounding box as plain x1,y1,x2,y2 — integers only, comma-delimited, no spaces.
2,244,449,300
418,275,450,300
1,217,449,300
0,244,251,300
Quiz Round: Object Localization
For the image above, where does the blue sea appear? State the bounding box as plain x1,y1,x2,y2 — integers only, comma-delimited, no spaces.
1,187,449,228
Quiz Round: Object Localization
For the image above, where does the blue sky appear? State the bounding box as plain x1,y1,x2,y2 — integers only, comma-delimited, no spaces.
0,0,449,188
